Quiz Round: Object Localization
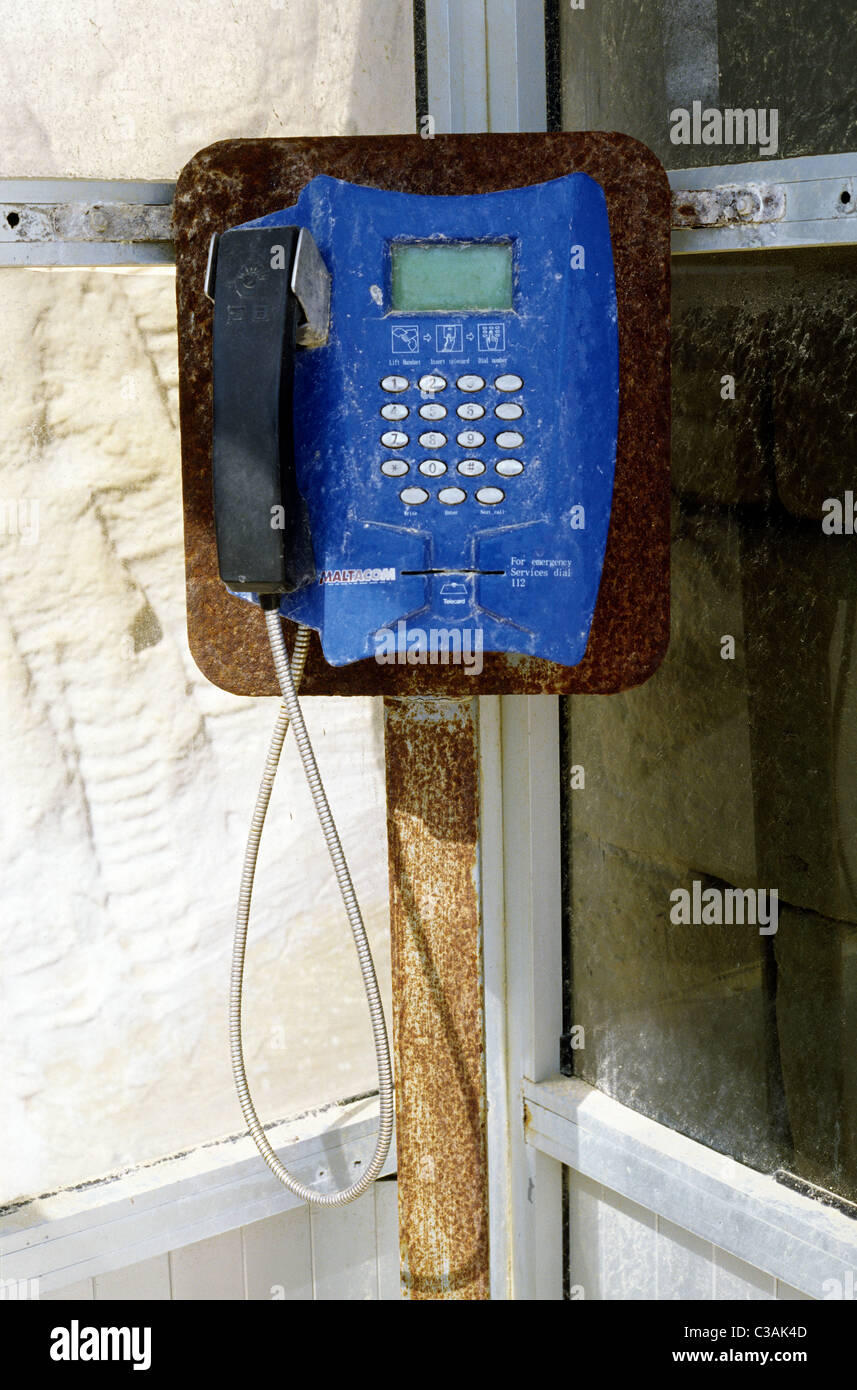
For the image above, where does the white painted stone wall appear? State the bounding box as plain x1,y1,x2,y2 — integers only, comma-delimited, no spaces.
0,1,414,1203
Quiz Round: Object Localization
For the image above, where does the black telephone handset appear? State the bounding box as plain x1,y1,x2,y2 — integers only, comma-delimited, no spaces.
206,225,328,595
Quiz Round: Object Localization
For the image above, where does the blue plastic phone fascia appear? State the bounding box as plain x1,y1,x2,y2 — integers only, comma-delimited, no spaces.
228,171,619,669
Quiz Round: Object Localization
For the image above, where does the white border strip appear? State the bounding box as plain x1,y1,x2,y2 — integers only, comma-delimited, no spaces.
525,1075,857,1298
0,1097,394,1294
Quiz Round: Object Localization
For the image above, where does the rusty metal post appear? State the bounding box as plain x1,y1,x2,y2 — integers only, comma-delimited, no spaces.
383,696,490,1300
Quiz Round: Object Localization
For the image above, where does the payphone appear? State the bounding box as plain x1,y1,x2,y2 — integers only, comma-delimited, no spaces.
178,134,670,1209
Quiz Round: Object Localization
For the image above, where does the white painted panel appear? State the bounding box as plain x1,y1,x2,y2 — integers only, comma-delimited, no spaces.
94,1254,171,1301
242,1208,312,1302
714,1248,775,1300
40,1278,94,1300
374,1181,401,1300
310,1191,378,1300
568,1171,657,1300
169,1230,244,1301
656,1217,715,1299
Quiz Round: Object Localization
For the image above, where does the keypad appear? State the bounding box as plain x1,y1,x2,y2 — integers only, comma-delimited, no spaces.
378,372,524,505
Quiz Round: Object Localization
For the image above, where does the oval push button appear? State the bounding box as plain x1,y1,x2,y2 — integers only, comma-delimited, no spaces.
475,487,505,505
456,374,485,391
495,458,524,477
381,402,409,421
381,459,409,477
418,431,447,449
456,429,485,449
457,459,485,477
419,402,447,420
419,459,447,477
381,430,409,448
400,486,429,505
418,374,447,392
457,401,485,420
381,375,409,392
495,373,523,391
495,402,523,420
438,487,466,505
496,430,524,449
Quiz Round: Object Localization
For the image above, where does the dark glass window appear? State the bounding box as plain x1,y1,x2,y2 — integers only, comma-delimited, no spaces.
563,241,857,1200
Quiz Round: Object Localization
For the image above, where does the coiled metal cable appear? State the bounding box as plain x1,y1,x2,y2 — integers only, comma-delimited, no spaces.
228,611,394,1205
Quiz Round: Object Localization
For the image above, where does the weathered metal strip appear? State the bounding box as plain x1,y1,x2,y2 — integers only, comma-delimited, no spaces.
383,695,490,1299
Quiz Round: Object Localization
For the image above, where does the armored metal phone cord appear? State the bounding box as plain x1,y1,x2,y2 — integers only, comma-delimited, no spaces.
228,610,394,1205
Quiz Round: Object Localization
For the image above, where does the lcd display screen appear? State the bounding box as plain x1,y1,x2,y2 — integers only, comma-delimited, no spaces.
390,242,513,311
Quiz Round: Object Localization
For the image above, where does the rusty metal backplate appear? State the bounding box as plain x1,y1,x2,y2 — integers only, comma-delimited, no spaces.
175,134,670,695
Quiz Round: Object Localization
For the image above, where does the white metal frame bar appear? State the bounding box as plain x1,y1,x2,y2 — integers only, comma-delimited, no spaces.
524,1076,857,1298
425,0,562,1303
0,178,174,266
0,1097,393,1295
670,150,857,254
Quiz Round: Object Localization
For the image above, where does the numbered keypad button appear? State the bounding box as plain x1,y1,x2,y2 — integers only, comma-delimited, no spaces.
381,459,409,477
438,487,466,506
381,375,409,392
496,430,524,449
495,402,523,420
457,459,485,477
381,430,409,448
419,459,447,477
456,374,485,391
418,374,447,392
419,430,447,449
400,486,429,505
495,458,524,477
457,401,485,420
381,402,409,421
475,487,505,505
456,429,485,449
495,373,523,391
419,402,447,420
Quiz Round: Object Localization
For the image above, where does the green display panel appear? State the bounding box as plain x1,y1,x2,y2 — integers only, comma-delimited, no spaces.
390,241,513,311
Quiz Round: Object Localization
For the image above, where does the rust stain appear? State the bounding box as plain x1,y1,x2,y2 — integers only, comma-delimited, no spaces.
384,696,488,1299
174,132,671,697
